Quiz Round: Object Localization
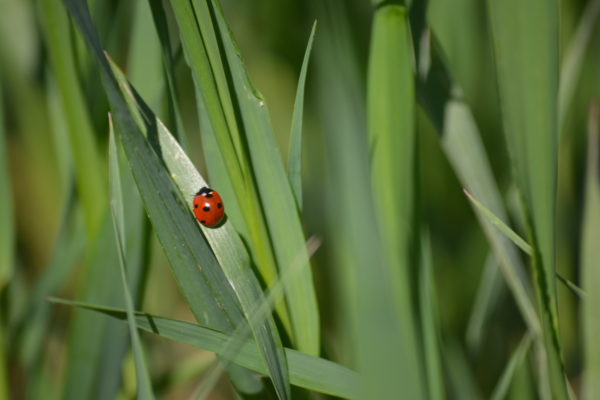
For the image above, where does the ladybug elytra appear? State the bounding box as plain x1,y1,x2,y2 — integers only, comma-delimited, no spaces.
193,187,225,228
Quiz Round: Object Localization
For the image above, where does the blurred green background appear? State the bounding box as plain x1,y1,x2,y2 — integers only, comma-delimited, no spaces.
0,0,599,399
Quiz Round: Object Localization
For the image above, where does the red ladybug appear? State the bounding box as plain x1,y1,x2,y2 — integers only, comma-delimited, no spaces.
193,187,225,228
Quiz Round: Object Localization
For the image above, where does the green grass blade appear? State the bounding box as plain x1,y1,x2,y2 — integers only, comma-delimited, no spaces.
487,1,566,397
466,254,505,351
190,236,321,399
582,101,600,399
169,0,290,337
107,56,290,399
147,0,188,149
287,22,316,210
0,79,13,291
441,100,539,335
39,0,105,238
208,0,320,356
445,339,482,399
48,298,359,399
63,0,246,332
490,333,533,400
464,190,532,255
61,214,122,400
558,0,600,133
366,4,425,398
0,78,11,400
60,7,265,394
313,1,419,398
464,189,584,298
108,120,155,400
419,231,445,400
127,0,163,110
158,117,291,399
14,187,83,369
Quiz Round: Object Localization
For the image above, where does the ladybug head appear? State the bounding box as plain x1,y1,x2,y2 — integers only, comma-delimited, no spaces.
196,186,213,196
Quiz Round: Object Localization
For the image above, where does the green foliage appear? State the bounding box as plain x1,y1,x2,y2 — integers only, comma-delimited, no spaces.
1,0,597,398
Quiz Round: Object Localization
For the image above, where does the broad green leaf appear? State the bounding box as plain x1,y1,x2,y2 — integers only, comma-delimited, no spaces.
208,0,320,356
419,232,445,400
366,4,424,398
108,121,154,399
487,0,566,397
169,0,291,338
48,298,359,399
582,101,600,399
287,22,317,210
491,333,533,400
39,0,105,238
107,56,290,399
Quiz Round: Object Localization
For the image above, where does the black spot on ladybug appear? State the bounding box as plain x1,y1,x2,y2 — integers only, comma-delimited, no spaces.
203,206,210,212
217,203,222,208
194,204,198,208
200,220,206,225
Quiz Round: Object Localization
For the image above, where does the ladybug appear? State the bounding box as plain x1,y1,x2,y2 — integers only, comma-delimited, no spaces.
193,187,225,228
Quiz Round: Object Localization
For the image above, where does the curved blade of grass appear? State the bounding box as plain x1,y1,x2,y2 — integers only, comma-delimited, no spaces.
582,100,600,399
366,5,425,398
63,0,247,332
558,0,600,133
39,0,105,238
419,231,444,400
208,0,320,356
464,189,532,255
158,116,290,399
465,189,584,298
554,274,584,299
0,78,12,291
486,1,564,393
108,121,154,400
415,30,539,338
47,298,359,399
191,236,321,399
287,22,316,210
169,0,290,337
60,8,271,395
107,58,290,400
490,333,533,400
441,101,539,334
